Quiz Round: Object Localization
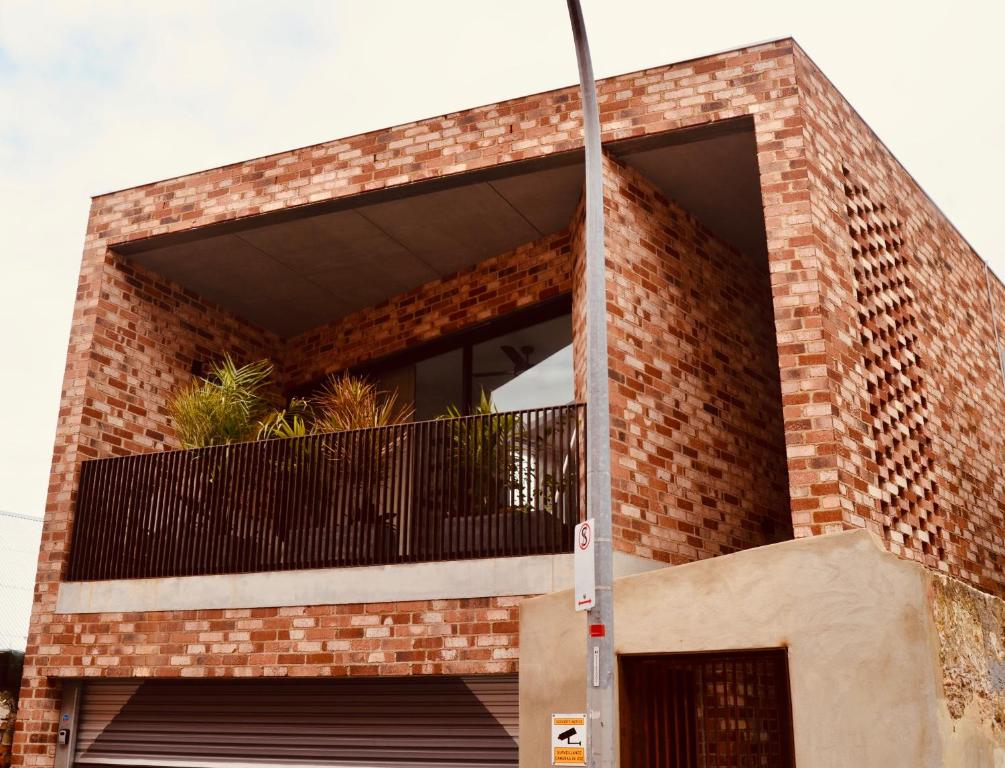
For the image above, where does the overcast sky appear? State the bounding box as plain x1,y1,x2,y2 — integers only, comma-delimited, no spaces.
0,0,1002,527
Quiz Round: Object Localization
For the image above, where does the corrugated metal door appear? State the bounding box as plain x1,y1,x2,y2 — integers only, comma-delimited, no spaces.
74,676,518,768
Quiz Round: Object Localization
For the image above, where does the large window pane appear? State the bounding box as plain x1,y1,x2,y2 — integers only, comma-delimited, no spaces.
472,315,573,411
414,348,464,420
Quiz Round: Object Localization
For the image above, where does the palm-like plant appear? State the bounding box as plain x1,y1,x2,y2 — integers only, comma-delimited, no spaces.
440,391,529,514
169,356,273,448
256,397,314,440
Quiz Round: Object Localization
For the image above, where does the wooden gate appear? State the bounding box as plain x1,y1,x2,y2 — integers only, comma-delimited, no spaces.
620,650,795,767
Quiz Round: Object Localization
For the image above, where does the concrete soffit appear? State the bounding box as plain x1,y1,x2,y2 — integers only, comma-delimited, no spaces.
55,552,660,615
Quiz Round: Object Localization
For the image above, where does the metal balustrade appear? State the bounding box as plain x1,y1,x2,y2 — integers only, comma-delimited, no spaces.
67,404,585,581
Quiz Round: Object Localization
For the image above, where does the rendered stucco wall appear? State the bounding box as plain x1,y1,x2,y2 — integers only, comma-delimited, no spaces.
519,530,1005,767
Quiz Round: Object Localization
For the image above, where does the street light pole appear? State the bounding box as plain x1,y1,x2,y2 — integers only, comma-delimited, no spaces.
565,2,615,766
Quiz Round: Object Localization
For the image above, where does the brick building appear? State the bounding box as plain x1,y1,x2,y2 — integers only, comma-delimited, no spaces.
14,38,1005,767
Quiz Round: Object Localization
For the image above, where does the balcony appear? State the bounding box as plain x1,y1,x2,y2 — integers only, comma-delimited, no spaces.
66,404,585,581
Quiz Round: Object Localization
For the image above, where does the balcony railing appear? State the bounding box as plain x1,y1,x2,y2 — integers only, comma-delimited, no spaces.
67,404,585,581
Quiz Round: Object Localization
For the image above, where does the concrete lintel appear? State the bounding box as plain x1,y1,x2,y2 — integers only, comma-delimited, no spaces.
55,552,660,615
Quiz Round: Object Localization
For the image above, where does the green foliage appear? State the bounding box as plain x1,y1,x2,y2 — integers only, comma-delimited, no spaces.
439,390,529,511
253,373,412,444
256,398,314,440
441,388,496,420
169,356,273,449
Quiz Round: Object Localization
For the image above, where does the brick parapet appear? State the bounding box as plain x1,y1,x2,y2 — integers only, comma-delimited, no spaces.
86,40,801,250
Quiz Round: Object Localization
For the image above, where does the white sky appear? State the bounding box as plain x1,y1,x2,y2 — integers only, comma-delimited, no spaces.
0,0,1002,530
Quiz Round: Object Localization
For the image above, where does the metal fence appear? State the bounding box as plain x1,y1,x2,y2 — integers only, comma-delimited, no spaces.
67,404,585,581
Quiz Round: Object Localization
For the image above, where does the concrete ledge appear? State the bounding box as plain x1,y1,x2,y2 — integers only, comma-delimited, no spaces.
56,552,660,614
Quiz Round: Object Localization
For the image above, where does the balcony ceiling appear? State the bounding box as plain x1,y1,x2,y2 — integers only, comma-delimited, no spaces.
124,159,585,337
613,119,767,262
121,118,765,338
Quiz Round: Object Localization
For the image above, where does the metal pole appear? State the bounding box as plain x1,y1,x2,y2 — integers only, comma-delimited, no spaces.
565,2,616,766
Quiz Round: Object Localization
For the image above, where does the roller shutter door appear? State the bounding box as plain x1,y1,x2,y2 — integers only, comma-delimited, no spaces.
74,676,518,768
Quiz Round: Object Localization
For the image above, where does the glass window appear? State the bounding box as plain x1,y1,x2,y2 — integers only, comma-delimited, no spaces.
414,348,465,421
359,306,573,419
472,315,573,411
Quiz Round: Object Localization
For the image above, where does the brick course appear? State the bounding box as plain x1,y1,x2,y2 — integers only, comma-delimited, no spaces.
602,156,791,563
280,229,574,387
22,597,522,681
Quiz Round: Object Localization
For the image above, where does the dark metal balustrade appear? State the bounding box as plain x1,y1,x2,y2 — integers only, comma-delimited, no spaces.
67,404,585,581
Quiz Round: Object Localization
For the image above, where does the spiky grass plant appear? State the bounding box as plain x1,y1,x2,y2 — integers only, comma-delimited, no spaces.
256,397,314,441
313,373,413,433
169,356,273,448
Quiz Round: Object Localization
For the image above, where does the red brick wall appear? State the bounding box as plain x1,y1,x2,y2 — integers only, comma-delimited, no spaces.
792,44,1005,594
25,597,521,681
603,156,791,563
280,230,574,388
14,596,521,767
17,193,578,768
14,38,869,768
83,255,281,457
15,246,282,765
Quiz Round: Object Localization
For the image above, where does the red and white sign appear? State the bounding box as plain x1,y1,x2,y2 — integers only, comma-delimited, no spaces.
574,519,595,612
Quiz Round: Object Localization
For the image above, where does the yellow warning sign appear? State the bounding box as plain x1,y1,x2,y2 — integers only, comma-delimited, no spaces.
553,746,586,764
551,713,587,766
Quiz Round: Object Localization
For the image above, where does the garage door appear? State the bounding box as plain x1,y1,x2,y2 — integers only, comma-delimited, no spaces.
74,676,518,768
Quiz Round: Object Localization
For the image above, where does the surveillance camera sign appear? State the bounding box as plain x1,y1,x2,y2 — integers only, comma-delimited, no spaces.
574,519,595,612
551,713,587,765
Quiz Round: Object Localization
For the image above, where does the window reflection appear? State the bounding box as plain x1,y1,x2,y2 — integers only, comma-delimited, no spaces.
471,314,573,411
362,306,573,418
484,345,574,411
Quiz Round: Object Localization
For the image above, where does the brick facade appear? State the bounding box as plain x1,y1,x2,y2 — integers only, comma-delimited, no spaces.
279,229,574,388
603,156,791,563
15,36,1005,768
83,255,279,457
791,46,1005,594
0,692,13,768
25,597,522,681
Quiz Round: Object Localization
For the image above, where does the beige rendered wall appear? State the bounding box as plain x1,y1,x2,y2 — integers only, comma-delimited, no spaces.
519,530,1005,767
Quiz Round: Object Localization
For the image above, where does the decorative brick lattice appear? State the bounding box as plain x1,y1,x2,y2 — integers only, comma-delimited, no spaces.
843,165,944,565
698,656,792,767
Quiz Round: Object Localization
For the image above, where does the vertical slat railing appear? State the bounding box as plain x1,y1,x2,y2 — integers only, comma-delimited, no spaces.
67,403,585,581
